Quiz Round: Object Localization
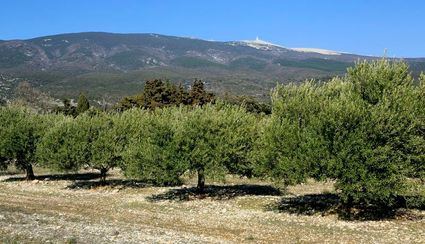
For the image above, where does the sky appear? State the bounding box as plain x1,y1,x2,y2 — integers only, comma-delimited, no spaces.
0,0,424,57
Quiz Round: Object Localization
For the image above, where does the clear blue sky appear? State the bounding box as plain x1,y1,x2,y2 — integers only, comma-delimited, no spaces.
1,0,424,57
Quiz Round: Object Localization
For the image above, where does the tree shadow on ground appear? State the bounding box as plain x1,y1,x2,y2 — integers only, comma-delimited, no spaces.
268,193,425,221
268,193,340,216
65,179,153,190
147,184,282,202
2,172,102,182
2,172,181,190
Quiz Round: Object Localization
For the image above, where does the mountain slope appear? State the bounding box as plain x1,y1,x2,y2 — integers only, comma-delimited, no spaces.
0,32,424,101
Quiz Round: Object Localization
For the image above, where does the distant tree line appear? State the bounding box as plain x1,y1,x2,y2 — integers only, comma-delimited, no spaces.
113,79,271,114
114,79,214,111
5,78,270,115
0,60,424,215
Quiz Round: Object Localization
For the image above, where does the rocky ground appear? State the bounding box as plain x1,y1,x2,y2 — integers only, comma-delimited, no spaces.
0,170,424,243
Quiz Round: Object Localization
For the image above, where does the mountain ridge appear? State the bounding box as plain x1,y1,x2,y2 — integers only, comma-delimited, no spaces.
0,32,424,101
2,32,420,58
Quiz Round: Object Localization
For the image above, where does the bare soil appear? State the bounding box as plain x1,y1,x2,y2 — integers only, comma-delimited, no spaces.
0,170,424,243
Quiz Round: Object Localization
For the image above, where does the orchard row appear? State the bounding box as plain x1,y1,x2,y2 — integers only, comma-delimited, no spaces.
1,59,424,210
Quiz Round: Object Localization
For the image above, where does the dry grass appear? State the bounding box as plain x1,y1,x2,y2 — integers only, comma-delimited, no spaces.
0,169,424,243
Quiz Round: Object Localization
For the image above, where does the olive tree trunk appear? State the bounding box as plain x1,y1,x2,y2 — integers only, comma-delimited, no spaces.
197,168,205,193
25,164,35,181
100,168,108,185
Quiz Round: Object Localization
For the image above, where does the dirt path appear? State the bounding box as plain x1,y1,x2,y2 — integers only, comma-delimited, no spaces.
0,175,424,243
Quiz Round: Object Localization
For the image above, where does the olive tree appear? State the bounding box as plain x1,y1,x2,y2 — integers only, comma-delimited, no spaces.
174,105,220,192
215,103,260,178
0,106,57,179
261,59,423,210
122,108,185,185
331,60,419,208
408,73,425,180
37,110,123,182
37,116,91,173
255,81,329,186
171,104,257,192
316,60,422,208
83,112,122,182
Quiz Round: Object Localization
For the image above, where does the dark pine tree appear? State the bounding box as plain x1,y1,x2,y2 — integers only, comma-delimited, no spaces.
76,93,90,115
176,83,189,105
143,79,165,109
189,79,214,106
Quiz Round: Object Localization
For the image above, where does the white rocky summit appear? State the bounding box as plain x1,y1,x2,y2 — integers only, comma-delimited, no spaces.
237,37,342,55
239,37,285,50
290,47,342,56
